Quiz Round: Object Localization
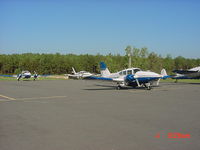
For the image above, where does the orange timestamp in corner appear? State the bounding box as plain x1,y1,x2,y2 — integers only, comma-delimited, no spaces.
154,132,191,139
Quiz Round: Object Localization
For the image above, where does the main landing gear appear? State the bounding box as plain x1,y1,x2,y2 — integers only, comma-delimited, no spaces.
116,85,121,90
116,82,123,90
144,83,152,90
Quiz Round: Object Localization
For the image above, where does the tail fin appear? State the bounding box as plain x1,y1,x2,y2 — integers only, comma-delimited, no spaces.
100,62,111,77
161,69,167,76
161,69,170,79
72,67,76,74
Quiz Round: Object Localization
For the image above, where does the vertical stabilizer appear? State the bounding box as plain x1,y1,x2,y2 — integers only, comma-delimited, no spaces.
161,69,167,76
161,69,170,79
72,67,76,74
100,62,111,77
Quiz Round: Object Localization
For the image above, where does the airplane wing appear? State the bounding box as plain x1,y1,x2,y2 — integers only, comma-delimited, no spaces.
67,74,80,78
112,77,124,82
87,76,126,84
87,76,113,81
173,70,198,74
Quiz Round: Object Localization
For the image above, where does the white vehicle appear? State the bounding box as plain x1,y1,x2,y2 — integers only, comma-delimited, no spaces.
172,66,200,81
89,62,168,90
67,67,93,79
17,71,38,81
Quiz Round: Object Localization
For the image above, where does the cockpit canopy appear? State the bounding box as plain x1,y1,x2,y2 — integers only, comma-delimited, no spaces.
22,70,31,74
119,68,141,76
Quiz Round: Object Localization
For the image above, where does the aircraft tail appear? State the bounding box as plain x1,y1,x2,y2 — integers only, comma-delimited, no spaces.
161,69,167,76
72,67,76,74
100,62,111,77
161,69,170,79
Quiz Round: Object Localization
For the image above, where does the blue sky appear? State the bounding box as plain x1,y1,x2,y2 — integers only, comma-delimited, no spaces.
0,0,200,58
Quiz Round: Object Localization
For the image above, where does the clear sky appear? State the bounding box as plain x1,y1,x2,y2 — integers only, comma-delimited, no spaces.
0,0,200,58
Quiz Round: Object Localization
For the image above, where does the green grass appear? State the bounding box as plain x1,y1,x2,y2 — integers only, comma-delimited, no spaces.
38,77,68,80
1,76,200,83
0,77,17,81
0,76,68,81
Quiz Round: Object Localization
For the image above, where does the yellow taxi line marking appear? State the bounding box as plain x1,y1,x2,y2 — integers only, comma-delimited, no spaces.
0,96,66,102
0,94,16,100
0,99,10,102
18,96,66,100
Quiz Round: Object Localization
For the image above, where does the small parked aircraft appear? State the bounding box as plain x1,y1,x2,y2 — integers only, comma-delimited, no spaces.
88,62,169,90
17,71,38,81
67,67,93,79
172,66,200,81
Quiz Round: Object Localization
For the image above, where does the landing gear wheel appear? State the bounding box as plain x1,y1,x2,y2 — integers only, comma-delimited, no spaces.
146,86,151,90
116,85,121,90
144,83,152,90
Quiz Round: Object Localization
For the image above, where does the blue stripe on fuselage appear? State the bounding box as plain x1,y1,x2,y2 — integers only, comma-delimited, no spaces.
87,76,113,81
87,76,160,82
24,75,31,78
137,77,160,83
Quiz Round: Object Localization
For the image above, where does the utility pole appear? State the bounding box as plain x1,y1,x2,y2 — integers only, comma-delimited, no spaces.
128,53,131,68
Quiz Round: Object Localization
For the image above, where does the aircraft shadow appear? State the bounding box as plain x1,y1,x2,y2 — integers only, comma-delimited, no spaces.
83,84,146,91
188,83,200,85
171,82,200,85
83,88,117,91
20,80,35,81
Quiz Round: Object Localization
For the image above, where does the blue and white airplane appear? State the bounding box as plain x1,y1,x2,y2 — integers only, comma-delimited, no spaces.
17,71,38,81
89,62,169,90
172,66,200,81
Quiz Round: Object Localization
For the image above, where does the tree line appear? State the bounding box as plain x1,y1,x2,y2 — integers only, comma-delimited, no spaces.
0,47,199,75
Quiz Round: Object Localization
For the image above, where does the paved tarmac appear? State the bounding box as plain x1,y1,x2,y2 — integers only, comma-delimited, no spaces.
0,80,200,150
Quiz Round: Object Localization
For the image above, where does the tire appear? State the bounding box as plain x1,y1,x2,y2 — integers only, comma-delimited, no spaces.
116,85,121,90
147,86,151,90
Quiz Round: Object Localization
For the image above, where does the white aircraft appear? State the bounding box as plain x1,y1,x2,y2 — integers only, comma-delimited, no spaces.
67,67,93,79
17,71,38,81
172,66,200,81
89,62,168,90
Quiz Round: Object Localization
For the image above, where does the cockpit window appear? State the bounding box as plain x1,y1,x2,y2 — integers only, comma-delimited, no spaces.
123,70,126,75
22,71,29,73
127,70,132,75
119,71,122,75
134,69,141,74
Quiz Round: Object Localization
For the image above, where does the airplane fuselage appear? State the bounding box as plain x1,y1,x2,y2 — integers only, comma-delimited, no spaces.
172,66,200,79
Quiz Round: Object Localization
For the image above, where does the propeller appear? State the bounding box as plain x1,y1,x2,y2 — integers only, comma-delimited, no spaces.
125,74,135,82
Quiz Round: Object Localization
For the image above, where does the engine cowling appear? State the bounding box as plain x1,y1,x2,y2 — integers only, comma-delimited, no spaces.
125,74,135,82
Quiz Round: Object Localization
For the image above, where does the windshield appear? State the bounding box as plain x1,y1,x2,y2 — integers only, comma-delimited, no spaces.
134,69,141,74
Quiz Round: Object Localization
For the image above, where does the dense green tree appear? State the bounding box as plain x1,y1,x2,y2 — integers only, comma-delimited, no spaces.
0,48,199,75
